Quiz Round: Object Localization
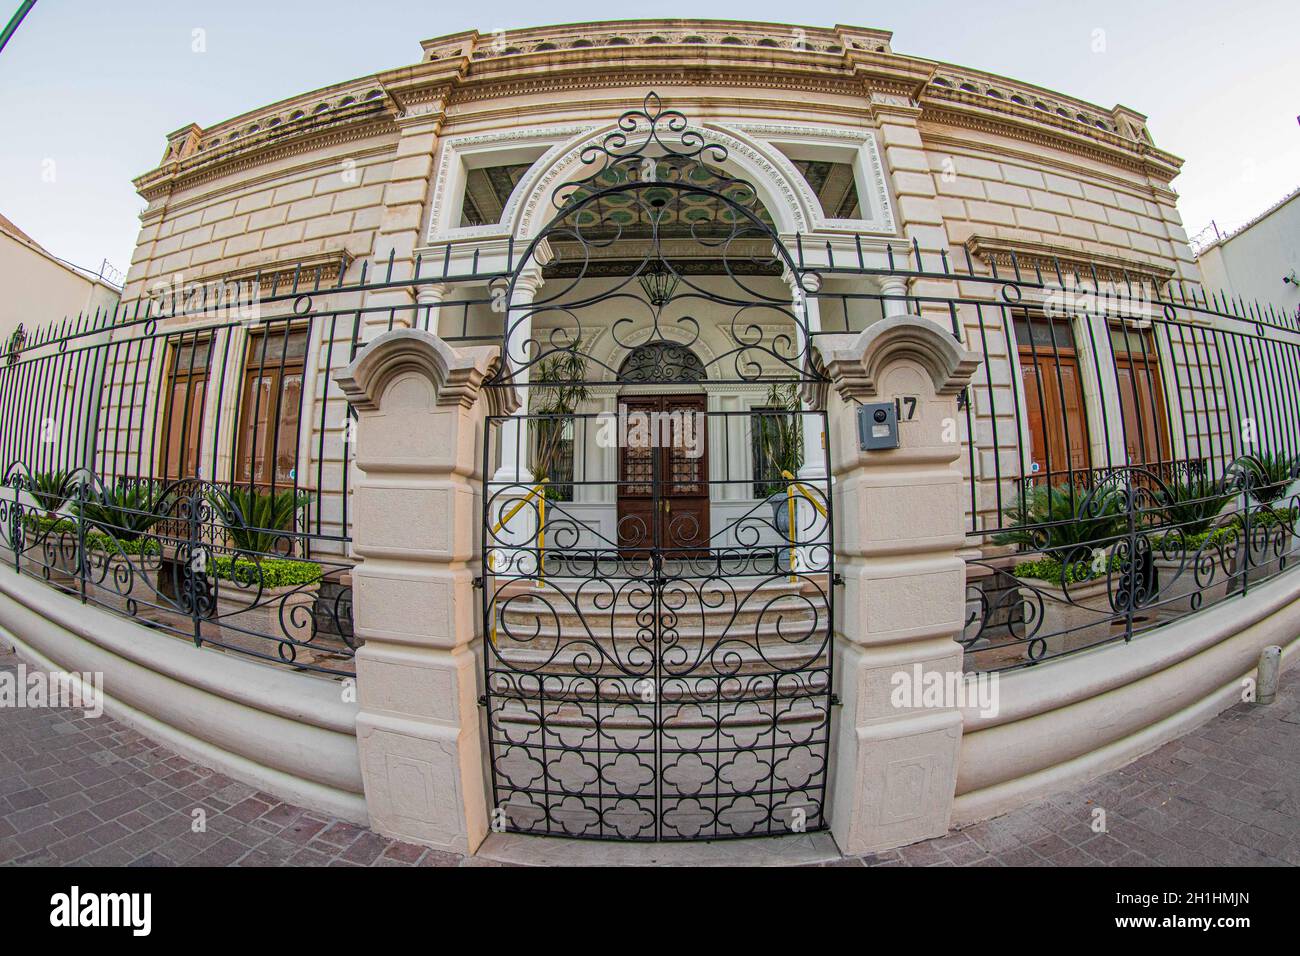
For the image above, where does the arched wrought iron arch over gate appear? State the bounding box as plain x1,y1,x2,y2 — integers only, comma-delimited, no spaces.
480,94,836,840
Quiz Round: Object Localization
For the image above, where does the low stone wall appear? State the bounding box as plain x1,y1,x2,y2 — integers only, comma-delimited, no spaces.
953,568,1300,825
0,569,365,824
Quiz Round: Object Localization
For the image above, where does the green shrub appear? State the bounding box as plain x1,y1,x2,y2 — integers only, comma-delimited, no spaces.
1013,552,1124,587
994,484,1125,562
212,555,321,589
23,515,75,535
208,487,308,555
84,531,161,556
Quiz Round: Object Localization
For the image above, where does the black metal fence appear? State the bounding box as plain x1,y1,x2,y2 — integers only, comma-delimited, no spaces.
3,234,1298,677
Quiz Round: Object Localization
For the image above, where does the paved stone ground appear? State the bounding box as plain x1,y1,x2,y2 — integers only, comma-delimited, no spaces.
1,643,1296,867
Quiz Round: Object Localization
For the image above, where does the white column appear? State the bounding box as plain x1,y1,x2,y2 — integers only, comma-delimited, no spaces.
488,271,544,569
416,282,446,334
788,271,831,573
879,275,911,318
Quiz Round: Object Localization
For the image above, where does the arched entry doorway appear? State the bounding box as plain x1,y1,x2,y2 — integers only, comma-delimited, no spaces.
481,94,834,840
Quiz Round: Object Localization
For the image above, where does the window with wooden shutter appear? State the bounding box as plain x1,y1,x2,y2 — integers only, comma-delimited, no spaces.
1014,311,1091,486
1109,325,1170,467
235,327,308,489
158,336,211,480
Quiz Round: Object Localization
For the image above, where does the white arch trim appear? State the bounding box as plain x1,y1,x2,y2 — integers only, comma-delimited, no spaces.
425,116,898,246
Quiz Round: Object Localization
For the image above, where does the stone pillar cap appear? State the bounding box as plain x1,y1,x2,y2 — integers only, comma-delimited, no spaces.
334,327,517,414
813,313,980,402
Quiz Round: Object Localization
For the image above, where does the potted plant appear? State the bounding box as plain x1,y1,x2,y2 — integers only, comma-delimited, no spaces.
11,469,75,579
991,484,1128,657
205,487,320,656
755,383,804,566
1245,450,1298,505
1149,473,1233,615
28,468,70,520
74,480,170,613
202,554,324,659
528,346,588,503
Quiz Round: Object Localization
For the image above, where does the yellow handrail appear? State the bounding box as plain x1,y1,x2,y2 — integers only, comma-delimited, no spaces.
780,470,828,582
488,479,550,646
490,478,549,534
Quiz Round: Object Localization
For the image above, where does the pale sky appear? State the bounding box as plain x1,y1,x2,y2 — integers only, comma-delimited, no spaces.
0,0,1295,279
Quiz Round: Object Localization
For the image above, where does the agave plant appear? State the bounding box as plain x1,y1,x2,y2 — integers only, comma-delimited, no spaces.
1157,473,1230,537
994,483,1126,563
74,480,170,542
209,487,308,555
28,469,71,518
1245,451,1297,504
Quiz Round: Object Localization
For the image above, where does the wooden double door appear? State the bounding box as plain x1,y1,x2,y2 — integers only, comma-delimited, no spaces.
616,395,709,555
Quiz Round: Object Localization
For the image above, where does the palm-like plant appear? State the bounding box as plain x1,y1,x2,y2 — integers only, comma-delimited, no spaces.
1246,451,1297,504
755,383,804,499
74,481,170,542
29,469,71,518
994,484,1126,562
209,487,308,555
529,346,589,502
1158,473,1230,537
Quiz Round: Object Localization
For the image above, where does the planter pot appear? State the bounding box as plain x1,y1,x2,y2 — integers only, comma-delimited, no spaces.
86,550,162,617
1151,552,1230,617
201,582,320,660
1014,575,1119,659
767,493,794,572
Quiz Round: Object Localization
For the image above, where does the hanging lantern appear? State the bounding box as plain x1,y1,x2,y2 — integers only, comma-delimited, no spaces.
637,262,679,308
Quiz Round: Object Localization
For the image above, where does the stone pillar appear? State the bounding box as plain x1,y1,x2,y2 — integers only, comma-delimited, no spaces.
334,329,512,854
816,314,981,854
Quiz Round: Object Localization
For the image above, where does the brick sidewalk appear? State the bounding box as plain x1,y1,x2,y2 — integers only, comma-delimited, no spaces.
1,643,1295,866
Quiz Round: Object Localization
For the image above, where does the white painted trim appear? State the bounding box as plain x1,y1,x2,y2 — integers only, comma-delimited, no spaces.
721,121,897,235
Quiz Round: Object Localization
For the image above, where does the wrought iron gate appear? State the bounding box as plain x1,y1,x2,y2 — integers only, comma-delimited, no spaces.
477,94,836,840
482,407,833,840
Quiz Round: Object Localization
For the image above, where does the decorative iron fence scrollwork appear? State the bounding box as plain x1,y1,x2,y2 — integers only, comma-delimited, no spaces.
0,463,355,676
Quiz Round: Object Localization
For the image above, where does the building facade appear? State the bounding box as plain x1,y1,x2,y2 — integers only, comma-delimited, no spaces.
1,21,1297,854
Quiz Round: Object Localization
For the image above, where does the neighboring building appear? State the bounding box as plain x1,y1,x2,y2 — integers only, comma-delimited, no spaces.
0,212,121,346
1,21,1296,855
1195,187,1300,322
0,213,122,473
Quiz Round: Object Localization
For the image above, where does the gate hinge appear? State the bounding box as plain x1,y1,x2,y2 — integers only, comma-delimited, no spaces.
830,693,842,707
832,573,845,587
477,694,488,708
472,576,484,589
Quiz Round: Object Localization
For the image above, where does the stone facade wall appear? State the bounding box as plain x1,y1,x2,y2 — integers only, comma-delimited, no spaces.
109,20,1227,551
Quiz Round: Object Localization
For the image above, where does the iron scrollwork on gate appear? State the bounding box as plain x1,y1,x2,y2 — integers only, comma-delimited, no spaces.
480,94,834,841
